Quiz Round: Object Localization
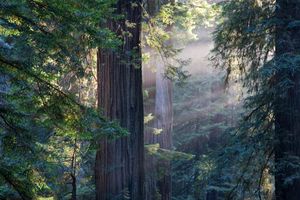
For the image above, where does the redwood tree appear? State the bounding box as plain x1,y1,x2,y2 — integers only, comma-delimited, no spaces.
154,59,173,200
143,1,174,199
212,0,300,198
95,1,144,199
274,0,300,199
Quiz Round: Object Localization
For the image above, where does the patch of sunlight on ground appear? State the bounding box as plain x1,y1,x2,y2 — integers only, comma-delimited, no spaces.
37,197,54,200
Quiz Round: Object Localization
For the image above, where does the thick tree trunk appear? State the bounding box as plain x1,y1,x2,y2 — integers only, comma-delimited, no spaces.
274,0,300,199
95,1,144,199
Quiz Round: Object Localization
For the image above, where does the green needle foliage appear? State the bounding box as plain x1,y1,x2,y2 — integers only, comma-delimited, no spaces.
210,0,300,198
172,72,242,200
142,0,219,84
0,0,127,199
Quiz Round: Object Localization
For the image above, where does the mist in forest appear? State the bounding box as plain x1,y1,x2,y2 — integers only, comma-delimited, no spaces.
143,25,242,199
172,28,242,199
179,28,214,75
4,0,300,199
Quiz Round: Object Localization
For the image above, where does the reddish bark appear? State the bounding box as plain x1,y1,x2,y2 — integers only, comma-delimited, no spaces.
95,1,144,199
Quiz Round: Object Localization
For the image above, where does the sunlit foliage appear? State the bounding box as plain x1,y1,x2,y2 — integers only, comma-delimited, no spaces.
142,0,219,84
0,0,126,199
210,0,299,198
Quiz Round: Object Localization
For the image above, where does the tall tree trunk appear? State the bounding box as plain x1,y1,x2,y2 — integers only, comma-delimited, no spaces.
274,0,300,199
144,56,173,200
155,59,173,200
95,1,144,199
143,50,159,200
143,0,174,199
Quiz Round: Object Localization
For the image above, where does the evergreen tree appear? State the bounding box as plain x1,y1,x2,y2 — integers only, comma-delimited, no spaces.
274,0,300,198
142,1,217,199
0,0,124,198
212,0,300,199
95,1,144,199
143,1,174,199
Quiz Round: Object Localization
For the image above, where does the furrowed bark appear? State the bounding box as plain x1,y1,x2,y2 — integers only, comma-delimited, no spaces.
95,1,144,200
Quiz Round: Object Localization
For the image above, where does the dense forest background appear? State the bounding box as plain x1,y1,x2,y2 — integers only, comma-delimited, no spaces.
1,0,300,199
